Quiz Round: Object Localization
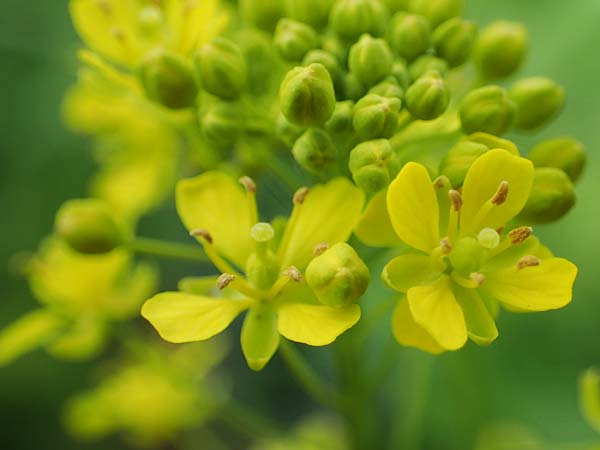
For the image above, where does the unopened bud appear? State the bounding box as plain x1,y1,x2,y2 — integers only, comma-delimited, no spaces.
343,73,366,101
432,17,478,68
528,137,586,183
199,101,243,148
391,61,411,91
411,0,464,28
348,34,393,87
474,21,528,80
509,77,565,131
464,132,519,155
388,13,431,62
353,94,402,139
405,71,450,120
239,0,284,32
329,0,388,41
274,18,318,62
459,85,516,136
276,114,304,147
384,0,412,12
284,0,334,28
439,141,488,187
55,199,125,254
303,49,344,95
325,100,355,135
138,49,198,109
280,63,336,127
195,37,247,100
409,55,449,80
305,243,370,308
369,77,404,100
292,128,337,175
349,139,400,192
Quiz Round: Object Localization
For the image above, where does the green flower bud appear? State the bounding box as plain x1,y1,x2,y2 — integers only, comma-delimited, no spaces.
138,49,198,109
199,101,243,148
55,199,125,254
321,33,349,63
408,54,448,80
274,19,318,62
292,128,337,174
276,114,304,147
280,63,336,127
464,132,519,155
439,141,488,187
303,49,344,95
518,167,576,224
405,71,449,120
343,73,367,101
237,29,280,97
326,100,355,135
459,85,516,136
353,94,402,139
284,0,334,28
195,38,247,100
528,137,586,183
474,21,528,79
349,139,400,192
411,0,464,28
391,61,411,91
388,13,431,62
448,237,487,275
369,77,404,100
432,17,477,68
384,0,412,12
509,77,565,131
329,0,388,41
348,34,394,87
305,243,370,308
240,0,284,32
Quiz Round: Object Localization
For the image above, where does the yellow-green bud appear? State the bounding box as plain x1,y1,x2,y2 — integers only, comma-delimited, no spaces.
303,49,344,95
408,54,448,80
349,139,400,192
274,19,318,62
410,0,464,28
305,243,370,308
474,21,528,80
292,128,337,174
439,141,488,187
199,101,243,148
138,49,198,109
353,94,402,139
528,137,586,183
384,0,412,12
276,114,304,147
348,34,393,87
432,17,477,68
195,38,247,100
240,0,284,32
448,237,487,275
343,73,367,101
284,0,334,28
237,29,280,97
464,132,519,155
391,61,411,91
329,0,388,41
280,63,336,127
405,71,449,120
459,85,516,136
518,167,576,224
321,34,349,63
369,77,404,100
55,199,125,254
509,77,565,131
326,100,355,135
388,13,431,62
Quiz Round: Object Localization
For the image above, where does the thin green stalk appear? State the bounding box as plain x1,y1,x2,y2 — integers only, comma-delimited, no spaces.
219,400,282,440
127,237,209,262
279,339,343,411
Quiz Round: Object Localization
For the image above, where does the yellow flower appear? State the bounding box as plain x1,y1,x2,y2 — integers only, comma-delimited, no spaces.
364,149,577,353
142,172,366,370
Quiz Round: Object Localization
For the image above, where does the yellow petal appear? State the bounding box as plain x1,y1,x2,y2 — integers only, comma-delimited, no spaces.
278,178,365,269
141,293,251,343
277,303,361,346
354,190,402,247
391,298,445,354
407,276,467,350
176,171,254,269
454,286,498,346
481,258,577,311
460,149,534,236
241,303,280,371
387,163,440,253
382,253,443,293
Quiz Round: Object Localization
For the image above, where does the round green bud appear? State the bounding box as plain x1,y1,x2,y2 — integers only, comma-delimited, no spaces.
326,100,355,135
391,61,411,91
305,243,370,308
199,101,243,148
343,73,366,101
464,132,519,155
459,85,516,136
303,49,344,95
236,29,280,97
384,0,412,12
348,34,394,87
239,0,284,32
474,21,528,80
432,17,477,68
292,128,337,174
528,137,586,183
353,94,402,139
448,237,487,275
55,199,125,254
439,141,488,187
517,167,576,224
329,0,388,41
408,54,448,80
388,13,431,62
138,49,198,109
276,114,304,147
369,77,404,100
405,70,449,120
284,0,334,28
195,37,247,100
508,77,565,131
280,63,336,127
321,33,349,63
410,0,464,28
349,139,400,192
274,18,318,62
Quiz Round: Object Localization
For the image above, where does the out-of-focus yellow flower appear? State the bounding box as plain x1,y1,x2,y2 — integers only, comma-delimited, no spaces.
580,367,600,435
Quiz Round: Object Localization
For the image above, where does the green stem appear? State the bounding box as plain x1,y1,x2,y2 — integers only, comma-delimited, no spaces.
279,339,343,411
218,400,281,440
127,237,209,262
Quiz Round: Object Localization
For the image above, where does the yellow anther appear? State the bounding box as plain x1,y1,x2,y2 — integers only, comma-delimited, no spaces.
517,255,541,270
293,187,310,205
509,226,533,244
469,272,486,286
491,180,509,205
239,176,256,193
283,266,302,282
440,237,452,255
448,189,463,212
313,242,330,257
189,228,213,244
216,273,236,290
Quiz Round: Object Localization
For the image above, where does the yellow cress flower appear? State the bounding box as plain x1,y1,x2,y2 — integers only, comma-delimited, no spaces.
364,149,576,353
142,172,366,370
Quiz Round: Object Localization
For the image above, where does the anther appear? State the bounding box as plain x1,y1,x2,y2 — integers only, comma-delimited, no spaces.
469,272,486,286
448,189,463,212
189,228,213,244
284,266,302,282
216,273,236,290
491,181,509,205
517,255,541,270
440,237,452,255
239,176,256,193
313,242,329,257
293,187,310,205
508,226,533,244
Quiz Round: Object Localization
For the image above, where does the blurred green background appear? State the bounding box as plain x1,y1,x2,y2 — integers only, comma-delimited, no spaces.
0,1,599,449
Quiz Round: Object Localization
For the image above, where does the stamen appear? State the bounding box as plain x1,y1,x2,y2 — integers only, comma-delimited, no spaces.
517,255,541,270
189,228,213,244
313,242,329,257
283,266,302,282
469,272,486,286
491,181,509,205
293,187,310,205
509,227,533,244
239,176,256,193
440,237,452,255
448,190,463,212
216,273,235,290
